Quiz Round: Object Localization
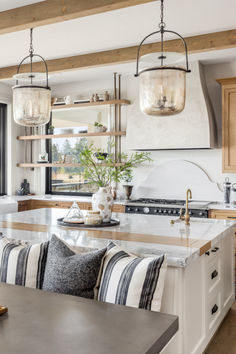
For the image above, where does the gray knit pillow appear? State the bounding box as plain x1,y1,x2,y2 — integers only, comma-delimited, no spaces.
43,235,106,298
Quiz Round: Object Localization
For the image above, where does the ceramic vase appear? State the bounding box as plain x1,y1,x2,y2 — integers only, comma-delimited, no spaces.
92,187,113,222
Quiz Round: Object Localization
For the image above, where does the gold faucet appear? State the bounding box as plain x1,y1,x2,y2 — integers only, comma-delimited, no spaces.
184,189,192,225
170,189,193,225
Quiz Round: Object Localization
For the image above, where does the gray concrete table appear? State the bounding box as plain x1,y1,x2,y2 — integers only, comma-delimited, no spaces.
0,283,178,354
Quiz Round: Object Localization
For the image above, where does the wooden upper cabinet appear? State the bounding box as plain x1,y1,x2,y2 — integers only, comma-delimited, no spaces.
217,77,236,172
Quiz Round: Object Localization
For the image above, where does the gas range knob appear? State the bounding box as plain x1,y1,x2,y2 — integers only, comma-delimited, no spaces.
168,210,172,214
173,210,177,214
153,209,158,213
163,210,167,214
158,209,162,213
143,207,150,214
198,212,203,216
189,211,192,215
127,207,132,212
135,208,139,212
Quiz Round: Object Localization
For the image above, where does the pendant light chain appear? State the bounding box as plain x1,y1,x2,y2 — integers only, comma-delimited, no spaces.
29,28,34,83
29,28,34,56
159,0,165,66
159,0,165,29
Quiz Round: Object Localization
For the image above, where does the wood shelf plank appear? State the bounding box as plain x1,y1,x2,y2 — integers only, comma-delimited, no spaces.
51,99,131,110
17,131,126,141
17,163,124,168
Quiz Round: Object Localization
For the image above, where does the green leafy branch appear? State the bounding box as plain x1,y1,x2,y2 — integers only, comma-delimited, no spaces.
79,141,152,187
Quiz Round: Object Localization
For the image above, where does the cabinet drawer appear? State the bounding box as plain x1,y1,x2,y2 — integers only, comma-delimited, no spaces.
58,201,73,209
209,210,236,220
82,202,93,210
207,258,221,293
112,204,125,213
31,200,63,209
204,242,221,265
32,200,75,209
207,290,221,331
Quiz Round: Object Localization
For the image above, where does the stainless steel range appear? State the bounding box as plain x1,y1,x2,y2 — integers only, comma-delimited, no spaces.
125,198,211,218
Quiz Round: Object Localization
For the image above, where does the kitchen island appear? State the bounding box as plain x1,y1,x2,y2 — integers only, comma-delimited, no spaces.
0,208,234,354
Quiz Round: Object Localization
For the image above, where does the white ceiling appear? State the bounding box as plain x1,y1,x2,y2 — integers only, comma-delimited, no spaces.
0,0,236,85
0,0,45,12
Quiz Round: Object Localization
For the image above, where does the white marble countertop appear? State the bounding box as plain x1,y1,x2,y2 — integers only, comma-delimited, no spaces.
208,202,236,211
0,208,234,268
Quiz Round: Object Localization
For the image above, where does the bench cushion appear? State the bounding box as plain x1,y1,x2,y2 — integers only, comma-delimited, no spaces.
0,235,49,289
97,241,167,311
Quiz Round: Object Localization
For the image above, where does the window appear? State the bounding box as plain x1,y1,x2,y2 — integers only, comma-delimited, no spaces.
0,104,7,195
46,106,110,196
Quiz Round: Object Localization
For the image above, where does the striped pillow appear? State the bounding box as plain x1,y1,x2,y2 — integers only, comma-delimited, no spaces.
0,235,49,289
97,242,167,312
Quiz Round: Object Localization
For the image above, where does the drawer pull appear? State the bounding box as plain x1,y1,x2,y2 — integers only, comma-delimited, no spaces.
211,304,218,315
211,247,219,253
211,270,218,279
205,251,210,256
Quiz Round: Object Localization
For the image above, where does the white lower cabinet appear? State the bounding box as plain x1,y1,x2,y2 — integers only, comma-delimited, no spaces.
160,229,234,354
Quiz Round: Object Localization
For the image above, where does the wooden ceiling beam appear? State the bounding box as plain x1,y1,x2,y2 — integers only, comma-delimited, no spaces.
0,28,236,80
0,0,155,34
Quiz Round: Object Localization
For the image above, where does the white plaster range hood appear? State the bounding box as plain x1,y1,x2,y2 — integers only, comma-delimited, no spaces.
126,61,217,150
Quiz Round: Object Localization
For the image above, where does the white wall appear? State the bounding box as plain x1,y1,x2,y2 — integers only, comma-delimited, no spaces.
13,60,236,198
0,82,26,196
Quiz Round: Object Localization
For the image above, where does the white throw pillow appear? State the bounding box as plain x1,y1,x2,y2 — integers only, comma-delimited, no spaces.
0,235,49,289
97,241,167,312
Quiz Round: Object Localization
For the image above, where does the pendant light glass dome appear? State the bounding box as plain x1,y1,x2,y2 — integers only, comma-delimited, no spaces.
12,28,51,127
135,0,191,116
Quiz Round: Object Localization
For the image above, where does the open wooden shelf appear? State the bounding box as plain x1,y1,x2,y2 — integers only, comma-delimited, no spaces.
17,131,126,141
17,162,124,168
51,99,131,110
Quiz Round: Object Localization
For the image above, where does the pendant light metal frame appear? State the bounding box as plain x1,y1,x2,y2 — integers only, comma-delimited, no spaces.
13,28,50,90
135,0,191,77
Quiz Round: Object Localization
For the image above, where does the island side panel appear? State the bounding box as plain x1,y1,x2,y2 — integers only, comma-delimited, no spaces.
160,266,185,354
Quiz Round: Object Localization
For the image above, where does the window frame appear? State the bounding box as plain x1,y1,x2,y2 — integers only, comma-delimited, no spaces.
45,119,93,196
0,104,7,196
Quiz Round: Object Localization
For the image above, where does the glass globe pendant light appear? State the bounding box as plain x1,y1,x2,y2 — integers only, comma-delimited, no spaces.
135,0,191,116
12,28,51,126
